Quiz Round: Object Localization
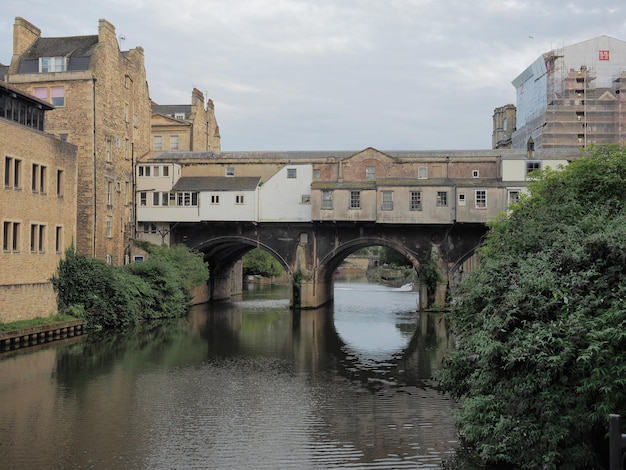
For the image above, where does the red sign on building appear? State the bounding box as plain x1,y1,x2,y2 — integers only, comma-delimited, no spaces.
599,50,610,61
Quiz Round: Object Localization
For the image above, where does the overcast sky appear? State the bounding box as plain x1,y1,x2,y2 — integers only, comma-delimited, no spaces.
2,1,626,151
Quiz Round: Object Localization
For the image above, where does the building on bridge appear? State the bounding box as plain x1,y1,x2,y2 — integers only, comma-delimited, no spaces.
136,146,577,308
493,35,626,150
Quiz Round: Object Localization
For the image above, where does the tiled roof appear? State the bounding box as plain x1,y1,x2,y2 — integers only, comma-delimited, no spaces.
22,36,99,59
173,176,261,191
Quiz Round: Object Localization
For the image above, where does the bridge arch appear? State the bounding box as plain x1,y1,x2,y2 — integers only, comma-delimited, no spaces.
191,235,292,302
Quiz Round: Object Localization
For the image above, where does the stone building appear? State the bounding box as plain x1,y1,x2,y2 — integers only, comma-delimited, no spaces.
150,88,220,155
504,35,626,150
5,17,151,264
0,81,78,322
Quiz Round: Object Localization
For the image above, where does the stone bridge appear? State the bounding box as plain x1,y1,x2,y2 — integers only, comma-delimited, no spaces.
172,221,487,309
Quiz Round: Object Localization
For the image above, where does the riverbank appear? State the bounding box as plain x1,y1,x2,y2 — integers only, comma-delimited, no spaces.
0,316,86,353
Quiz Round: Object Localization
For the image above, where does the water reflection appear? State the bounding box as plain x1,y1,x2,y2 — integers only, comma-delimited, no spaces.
0,282,459,469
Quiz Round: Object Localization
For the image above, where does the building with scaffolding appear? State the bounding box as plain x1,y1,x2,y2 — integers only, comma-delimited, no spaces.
506,35,626,150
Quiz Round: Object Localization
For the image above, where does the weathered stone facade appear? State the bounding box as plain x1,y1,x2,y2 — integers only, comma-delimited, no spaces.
0,88,78,322
7,17,151,265
149,88,220,159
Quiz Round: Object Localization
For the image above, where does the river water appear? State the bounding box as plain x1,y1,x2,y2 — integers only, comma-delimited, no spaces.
0,281,459,469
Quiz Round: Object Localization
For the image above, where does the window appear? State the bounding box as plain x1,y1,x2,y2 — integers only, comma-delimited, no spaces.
33,87,48,101
55,226,63,253
133,114,138,128
170,135,179,151
350,190,361,209
475,190,487,208
124,139,129,160
107,180,113,206
235,195,244,204
154,136,162,151
225,167,235,177
174,113,185,120
153,166,160,177
3,221,21,252
436,191,448,207
211,195,220,204
106,216,113,238
30,224,46,253
153,192,160,206
124,104,129,123
458,194,466,206
313,169,321,179
124,75,130,89
59,133,69,142
4,157,22,189
301,194,311,204
31,164,47,193
138,165,151,177
322,190,333,210
410,191,422,211
106,139,112,162
56,169,64,196
163,166,169,177
50,87,65,107
366,166,375,180
139,192,147,206
472,170,479,178
40,57,66,73
177,192,198,206
418,166,428,179
381,191,393,210
526,161,541,176
140,222,157,234
508,190,520,206
287,168,297,178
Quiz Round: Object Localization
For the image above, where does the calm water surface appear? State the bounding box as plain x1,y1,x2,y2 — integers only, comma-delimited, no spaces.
0,282,459,469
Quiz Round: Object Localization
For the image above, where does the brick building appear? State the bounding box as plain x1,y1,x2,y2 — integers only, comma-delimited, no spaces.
5,17,151,264
0,81,78,322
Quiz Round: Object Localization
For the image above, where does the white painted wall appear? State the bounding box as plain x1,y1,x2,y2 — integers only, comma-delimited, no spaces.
198,190,258,221
259,164,312,221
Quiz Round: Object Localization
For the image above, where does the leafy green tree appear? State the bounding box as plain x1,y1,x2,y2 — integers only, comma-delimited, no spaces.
436,145,626,469
242,248,284,278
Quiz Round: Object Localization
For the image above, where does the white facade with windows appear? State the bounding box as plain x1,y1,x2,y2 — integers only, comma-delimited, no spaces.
258,164,312,222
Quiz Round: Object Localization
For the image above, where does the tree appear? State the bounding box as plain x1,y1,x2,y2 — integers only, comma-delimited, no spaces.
436,145,626,469
242,248,284,278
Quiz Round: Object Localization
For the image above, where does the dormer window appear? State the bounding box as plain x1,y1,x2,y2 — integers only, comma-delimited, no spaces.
39,57,66,73
174,113,185,120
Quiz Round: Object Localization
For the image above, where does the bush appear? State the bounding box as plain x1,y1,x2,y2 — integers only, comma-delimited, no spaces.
52,242,209,329
436,145,626,469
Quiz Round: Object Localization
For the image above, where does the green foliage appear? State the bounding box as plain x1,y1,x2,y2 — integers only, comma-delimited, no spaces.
0,314,78,332
52,242,209,329
242,248,284,278
436,145,626,469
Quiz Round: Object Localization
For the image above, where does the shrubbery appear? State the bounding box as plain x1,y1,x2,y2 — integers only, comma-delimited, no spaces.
52,241,209,329
436,145,626,469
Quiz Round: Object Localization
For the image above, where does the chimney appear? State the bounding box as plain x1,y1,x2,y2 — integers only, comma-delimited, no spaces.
13,17,40,57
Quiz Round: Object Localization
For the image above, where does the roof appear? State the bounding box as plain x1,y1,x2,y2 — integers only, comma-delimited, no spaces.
22,36,99,59
0,80,54,109
173,176,261,191
152,104,192,118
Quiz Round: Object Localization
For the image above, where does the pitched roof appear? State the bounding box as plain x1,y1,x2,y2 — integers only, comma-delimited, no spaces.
173,176,260,191
22,36,99,59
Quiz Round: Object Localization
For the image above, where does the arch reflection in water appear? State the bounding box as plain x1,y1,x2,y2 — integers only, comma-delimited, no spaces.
0,282,459,469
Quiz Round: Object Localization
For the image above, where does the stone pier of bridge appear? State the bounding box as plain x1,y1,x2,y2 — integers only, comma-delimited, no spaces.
172,221,486,310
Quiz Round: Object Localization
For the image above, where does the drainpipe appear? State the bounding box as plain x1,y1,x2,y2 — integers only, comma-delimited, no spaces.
92,75,97,257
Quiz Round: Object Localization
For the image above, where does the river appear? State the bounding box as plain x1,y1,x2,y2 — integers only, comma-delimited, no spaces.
0,281,460,469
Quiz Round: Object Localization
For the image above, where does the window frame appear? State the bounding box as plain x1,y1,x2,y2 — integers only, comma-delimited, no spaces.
381,190,393,210
321,190,333,210
436,191,448,207
349,190,361,210
410,190,422,211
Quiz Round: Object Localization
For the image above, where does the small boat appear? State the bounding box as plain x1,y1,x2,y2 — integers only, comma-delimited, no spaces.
394,283,413,292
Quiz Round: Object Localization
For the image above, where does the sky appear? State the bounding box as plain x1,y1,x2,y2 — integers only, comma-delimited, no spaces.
2,1,626,152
